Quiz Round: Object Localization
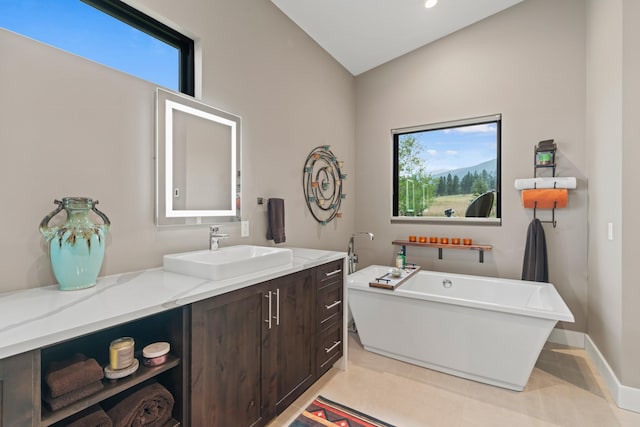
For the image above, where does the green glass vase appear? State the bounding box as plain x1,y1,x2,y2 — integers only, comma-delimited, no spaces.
39,197,111,291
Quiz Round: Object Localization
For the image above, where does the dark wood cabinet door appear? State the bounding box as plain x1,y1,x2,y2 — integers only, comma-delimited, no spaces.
0,350,39,427
262,269,316,416
191,286,266,427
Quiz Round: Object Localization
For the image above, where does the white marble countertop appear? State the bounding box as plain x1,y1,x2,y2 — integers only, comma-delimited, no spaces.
0,247,346,359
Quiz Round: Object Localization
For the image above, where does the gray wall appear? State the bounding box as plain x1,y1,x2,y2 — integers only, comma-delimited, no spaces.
620,0,640,390
587,0,640,388
0,0,355,292
354,0,588,332
585,0,623,385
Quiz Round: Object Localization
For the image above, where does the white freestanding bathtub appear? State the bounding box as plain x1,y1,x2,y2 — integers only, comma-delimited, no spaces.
347,265,574,391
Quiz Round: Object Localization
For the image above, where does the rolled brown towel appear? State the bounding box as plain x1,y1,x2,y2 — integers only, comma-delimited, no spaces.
63,405,113,427
106,382,174,427
43,381,104,412
46,354,104,398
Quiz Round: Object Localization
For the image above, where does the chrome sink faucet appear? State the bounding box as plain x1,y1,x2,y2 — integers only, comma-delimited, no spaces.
209,225,229,250
347,232,374,274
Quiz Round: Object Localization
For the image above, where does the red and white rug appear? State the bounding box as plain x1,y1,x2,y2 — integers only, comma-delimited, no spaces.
289,396,396,427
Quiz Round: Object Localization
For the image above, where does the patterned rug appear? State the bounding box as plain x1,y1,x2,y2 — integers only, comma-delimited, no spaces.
289,396,396,427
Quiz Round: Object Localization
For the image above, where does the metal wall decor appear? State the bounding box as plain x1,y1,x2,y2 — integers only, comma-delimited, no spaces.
302,145,346,224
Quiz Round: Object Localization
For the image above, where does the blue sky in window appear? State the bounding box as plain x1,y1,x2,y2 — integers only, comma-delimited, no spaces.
0,0,178,90
400,123,497,174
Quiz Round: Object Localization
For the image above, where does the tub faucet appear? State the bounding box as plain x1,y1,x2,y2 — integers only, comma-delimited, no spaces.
209,225,229,250
347,232,375,274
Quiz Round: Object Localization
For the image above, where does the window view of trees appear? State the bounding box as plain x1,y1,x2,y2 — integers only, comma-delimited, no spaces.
394,117,500,219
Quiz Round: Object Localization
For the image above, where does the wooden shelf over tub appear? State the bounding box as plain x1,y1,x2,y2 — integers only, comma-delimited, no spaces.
392,240,492,263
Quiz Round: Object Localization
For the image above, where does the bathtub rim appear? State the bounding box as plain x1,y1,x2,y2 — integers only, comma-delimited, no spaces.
347,265,574,323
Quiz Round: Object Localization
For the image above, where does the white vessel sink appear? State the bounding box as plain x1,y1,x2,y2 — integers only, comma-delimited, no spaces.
163,245,293,281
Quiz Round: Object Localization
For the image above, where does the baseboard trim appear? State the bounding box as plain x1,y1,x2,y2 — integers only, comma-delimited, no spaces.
545,329,640,413
547,328,585,348
584,335,640,413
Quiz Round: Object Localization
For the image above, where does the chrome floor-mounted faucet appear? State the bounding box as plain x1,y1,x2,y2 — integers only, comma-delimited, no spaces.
209,225,230,250
347,232,374,274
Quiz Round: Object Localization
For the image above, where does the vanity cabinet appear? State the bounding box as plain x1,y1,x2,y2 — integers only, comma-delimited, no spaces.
39,308,188,427
262,269,315,417
0,252,345,427
0,350,39,426
315,259,344,377
190,283,266,427
191,261,343,427
0,308,188,427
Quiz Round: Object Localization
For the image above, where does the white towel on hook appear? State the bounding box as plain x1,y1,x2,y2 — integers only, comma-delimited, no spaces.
514,177,576,190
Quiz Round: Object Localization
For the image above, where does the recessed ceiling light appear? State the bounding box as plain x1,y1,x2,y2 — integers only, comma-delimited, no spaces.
425,0,438,8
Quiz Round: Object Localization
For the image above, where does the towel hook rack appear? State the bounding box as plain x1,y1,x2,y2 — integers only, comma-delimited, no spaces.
533,201,557,228
532,181,558,190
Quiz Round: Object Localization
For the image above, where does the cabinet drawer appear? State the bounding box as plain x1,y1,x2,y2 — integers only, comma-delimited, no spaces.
316,259,344,289
317,323,343,377
318,281,343,330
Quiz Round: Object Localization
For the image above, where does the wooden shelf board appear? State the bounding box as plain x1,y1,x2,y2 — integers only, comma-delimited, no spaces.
41,355,180,427
392,240,492,252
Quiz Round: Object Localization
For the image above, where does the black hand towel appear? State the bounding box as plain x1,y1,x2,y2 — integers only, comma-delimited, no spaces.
266,198,286,244
522,218,548,282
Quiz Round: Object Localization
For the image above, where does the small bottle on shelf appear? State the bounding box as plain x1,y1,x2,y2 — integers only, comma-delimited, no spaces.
395,253,403,269
396,248,406,269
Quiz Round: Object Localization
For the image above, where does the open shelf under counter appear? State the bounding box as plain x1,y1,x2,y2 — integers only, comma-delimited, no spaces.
392,240,492,263
41,355,180,427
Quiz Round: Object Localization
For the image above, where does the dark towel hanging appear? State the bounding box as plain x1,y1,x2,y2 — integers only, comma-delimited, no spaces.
522,218,548,282
266,198,286,244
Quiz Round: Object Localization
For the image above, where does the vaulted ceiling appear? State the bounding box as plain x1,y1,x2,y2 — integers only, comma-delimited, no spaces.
271,0,524,75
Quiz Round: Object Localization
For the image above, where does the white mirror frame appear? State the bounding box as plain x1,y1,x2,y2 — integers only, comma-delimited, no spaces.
155,88,241,226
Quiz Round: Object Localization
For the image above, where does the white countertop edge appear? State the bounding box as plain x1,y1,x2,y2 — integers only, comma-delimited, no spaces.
0,247,346,360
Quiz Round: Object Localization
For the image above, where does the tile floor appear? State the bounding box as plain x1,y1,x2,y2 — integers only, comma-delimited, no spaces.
268,332,640,427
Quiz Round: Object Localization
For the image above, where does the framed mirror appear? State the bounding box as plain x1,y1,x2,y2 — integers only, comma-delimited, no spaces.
156,88,241,226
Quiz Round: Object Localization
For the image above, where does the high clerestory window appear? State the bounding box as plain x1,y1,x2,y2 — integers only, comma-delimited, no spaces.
0,0,194,95
392,114,502,224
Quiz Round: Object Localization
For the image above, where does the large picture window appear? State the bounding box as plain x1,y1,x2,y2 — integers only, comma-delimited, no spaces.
392,114,501,224
0,0,194,95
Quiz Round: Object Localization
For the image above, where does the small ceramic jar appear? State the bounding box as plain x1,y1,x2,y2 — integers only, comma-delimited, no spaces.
142,342,171,367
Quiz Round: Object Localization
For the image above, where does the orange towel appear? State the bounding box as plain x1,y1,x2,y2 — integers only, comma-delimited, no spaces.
521,189,568,209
